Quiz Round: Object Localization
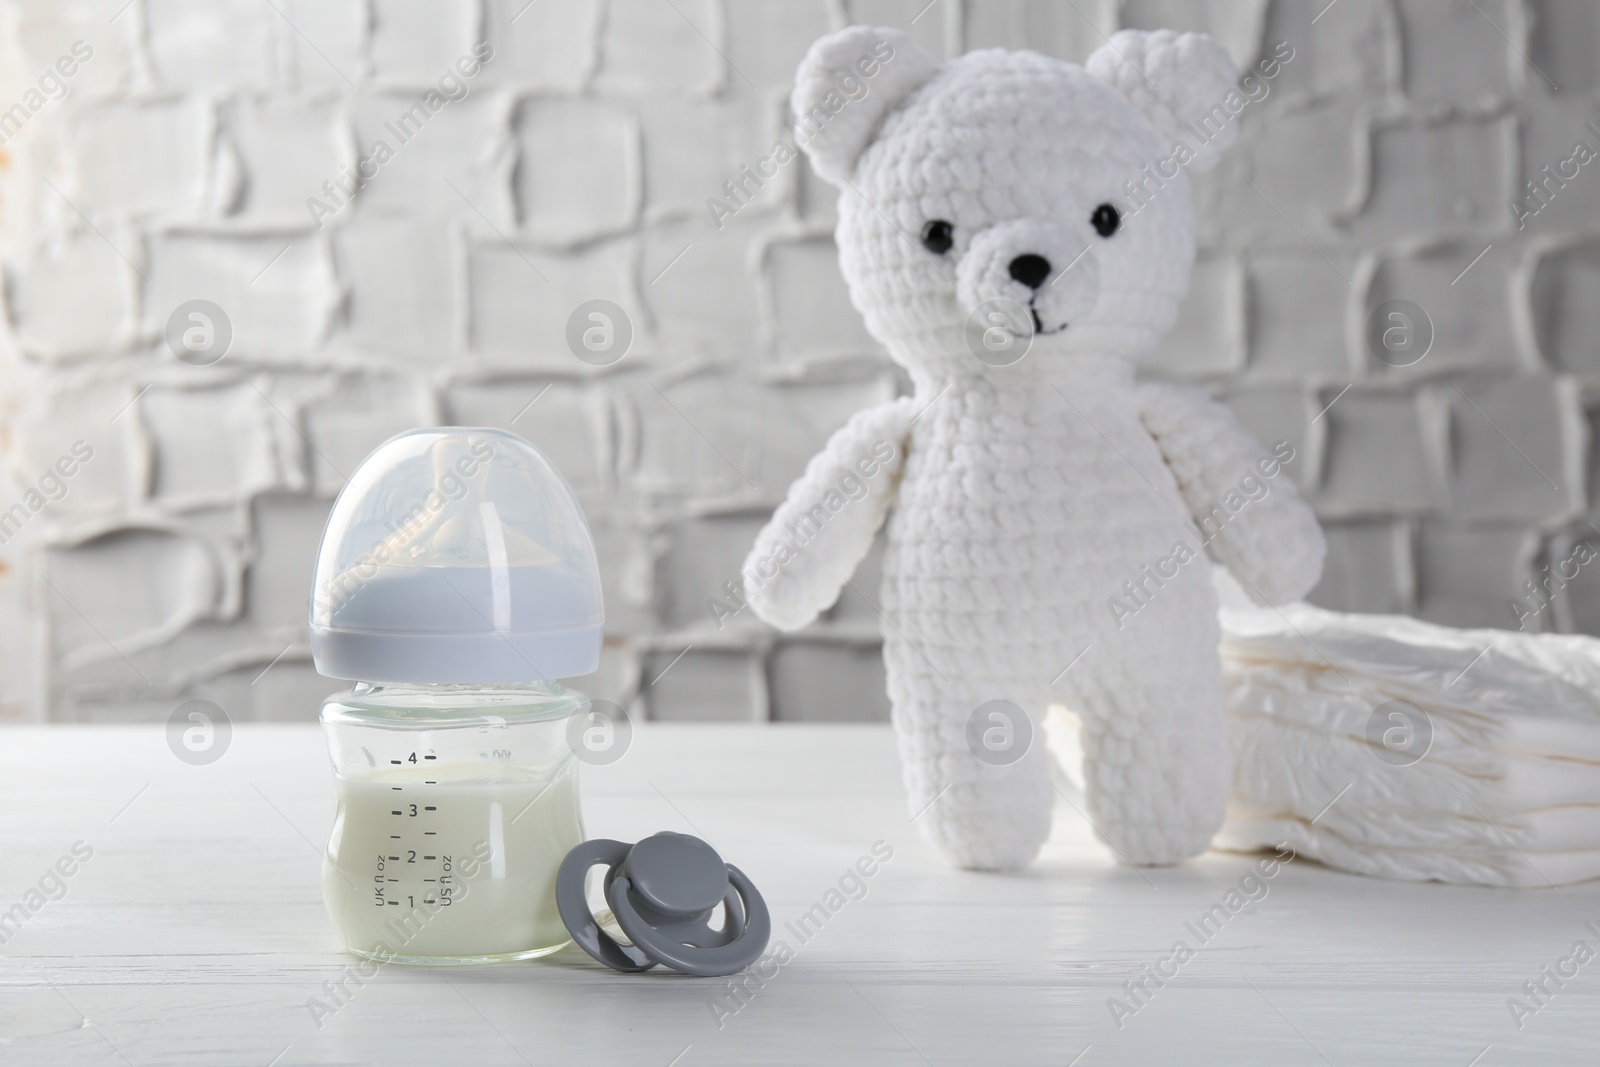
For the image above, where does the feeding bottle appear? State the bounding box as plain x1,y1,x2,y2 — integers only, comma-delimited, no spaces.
309,427,604,964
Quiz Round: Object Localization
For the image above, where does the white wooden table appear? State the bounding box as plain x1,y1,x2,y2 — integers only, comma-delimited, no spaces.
1,724,1596,1066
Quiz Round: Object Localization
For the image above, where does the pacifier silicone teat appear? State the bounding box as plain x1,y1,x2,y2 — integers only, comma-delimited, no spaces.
556,832,771,977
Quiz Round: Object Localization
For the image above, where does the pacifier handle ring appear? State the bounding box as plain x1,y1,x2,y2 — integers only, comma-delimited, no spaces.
555,839,657,973
608,862,771,978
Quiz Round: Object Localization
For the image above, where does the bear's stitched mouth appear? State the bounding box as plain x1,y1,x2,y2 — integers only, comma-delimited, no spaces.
1030,303,1068,336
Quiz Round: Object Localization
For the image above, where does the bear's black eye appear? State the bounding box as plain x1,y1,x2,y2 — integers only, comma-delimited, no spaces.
1091,203,1121,238
921,219,954,254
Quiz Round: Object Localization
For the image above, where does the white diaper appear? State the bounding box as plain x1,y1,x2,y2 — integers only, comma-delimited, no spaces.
1046,573,1600,887
1214,596,1600,888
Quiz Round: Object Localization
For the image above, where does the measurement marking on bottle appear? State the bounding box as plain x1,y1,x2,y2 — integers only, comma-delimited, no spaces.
425,781,436,784
388,855,399,861
387,878,398,883
424,755,437,760
423,878,436,882
390,760,402,765
391,810,402,815
390,835,401,840
423,855,437,860
424,831,437,836
424,806,437,811
387,901,399,906
392,786,402,791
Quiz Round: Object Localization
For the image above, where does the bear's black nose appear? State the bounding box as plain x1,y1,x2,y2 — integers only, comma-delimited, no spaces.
1008,254,1052,289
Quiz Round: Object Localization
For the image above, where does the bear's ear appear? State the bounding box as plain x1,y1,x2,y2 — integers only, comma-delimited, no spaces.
1086,29,1241,173
790,26,937,186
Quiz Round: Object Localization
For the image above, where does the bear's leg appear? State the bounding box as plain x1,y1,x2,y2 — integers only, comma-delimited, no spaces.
1060,638,1233,866
884,646,1054,871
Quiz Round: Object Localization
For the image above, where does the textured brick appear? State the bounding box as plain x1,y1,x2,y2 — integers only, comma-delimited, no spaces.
1119,0,1270,70
1584,405,1600,509
1144,256,1245,378
1365,246,1517,376
369,0,478,84
140,386,278,507
6,233,134,362
1219,385,1316,493
69,100,209,218
1439,376,1576,523
641,219,763,358
200,658,332,722
790,136,840,224
1257,0,1395,102
12,0,141,98
1227,103,1361,244
1396,0,1516,102
964,0,1115,63
514,99,638,243
769,641,891,722
653,514,771,630
246,494,332,631
752,377,901,498
725,0,835,88
1531,243,1600,376
1555,529,1600,634
762,237,879,361
278,0,367,90
584,511,654,634
1307,520,1413,615
6,386,137,519
1317,389,1442,516
1514,101,1600,235
845,0,957,60
564,643,637,712
642,648,764,722
144,235,336,359
481,0,601,92
1347,115,1516,240
335,220,458,363
45,527,219,667
468,237,640,364
637,96,775,221
1414,522,1535,629
352,95,510,224
595,0,722,94
145,0,276,92
303,375,433,496
445,380,612,494
1529,0,1600,96
10,0,1600,719
222,96,346,225
627,374,765,498
820,530,888,627
1246,251,1350,380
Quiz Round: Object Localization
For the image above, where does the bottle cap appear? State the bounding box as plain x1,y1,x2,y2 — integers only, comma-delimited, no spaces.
310,428,604,684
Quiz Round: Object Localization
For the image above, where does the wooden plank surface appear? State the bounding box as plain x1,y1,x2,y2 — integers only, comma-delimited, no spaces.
0,724,1596,1065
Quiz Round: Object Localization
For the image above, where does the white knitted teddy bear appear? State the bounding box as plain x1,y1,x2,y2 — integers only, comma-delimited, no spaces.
743,27,1326,870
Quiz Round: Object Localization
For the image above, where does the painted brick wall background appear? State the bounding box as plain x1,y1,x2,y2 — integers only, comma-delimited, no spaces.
0,0,1596,724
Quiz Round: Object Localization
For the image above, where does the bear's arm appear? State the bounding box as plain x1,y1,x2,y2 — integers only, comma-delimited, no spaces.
741,397,916,632
1136,382,1326,606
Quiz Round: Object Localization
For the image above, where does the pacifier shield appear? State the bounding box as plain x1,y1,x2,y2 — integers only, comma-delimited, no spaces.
557,831,770,977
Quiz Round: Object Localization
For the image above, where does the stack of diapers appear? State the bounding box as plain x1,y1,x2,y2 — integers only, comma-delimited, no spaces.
1215,601,1600,888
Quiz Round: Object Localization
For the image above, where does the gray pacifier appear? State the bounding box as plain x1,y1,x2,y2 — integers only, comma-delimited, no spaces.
556,831,770,977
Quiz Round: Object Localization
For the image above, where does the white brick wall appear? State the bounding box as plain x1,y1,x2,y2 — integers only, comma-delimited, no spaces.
0,0,1596,724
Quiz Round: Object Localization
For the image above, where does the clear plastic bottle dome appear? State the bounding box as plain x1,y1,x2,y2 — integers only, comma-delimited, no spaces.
310,427,604,684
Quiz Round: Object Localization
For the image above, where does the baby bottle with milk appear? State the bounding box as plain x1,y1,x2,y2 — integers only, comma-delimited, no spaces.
309,427,604,965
